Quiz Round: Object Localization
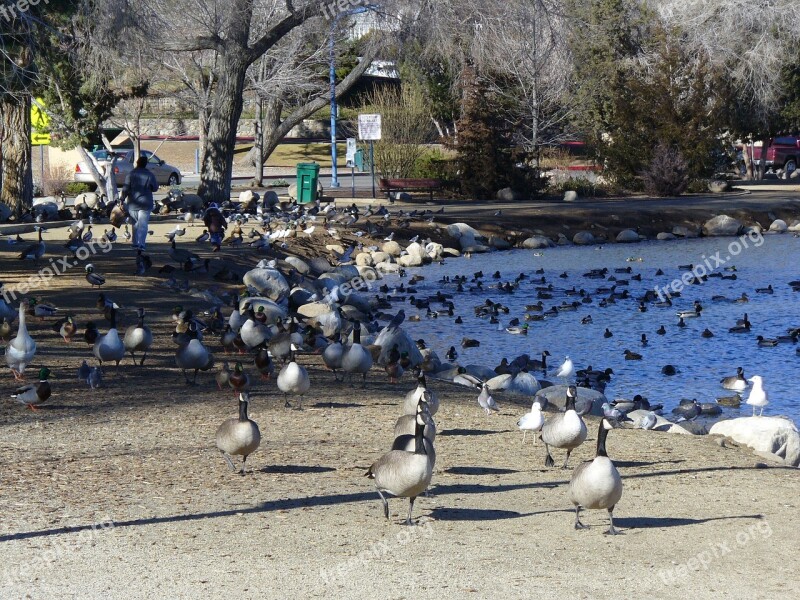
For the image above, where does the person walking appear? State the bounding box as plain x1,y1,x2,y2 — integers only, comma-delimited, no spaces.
203,203,227,252
121,156,158,251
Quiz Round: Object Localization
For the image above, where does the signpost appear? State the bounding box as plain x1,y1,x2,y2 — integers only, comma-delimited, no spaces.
345,137,357,197
30,98,51,191
357,114,381,198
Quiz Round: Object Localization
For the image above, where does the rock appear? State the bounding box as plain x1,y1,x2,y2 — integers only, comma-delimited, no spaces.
373,326,423,367
461,244,490,253
667,423,700,435
563,190,579,202
442,247,461,257
375,261,401,273
242,267,290,301
398,254,423,267
672,225,698,238
355,266,379,283
486,373,513,391
382,241,402,256
626,409,672,431
669,421,708,435
788,220,800,232
572,231,596,245
297,302,333,319
458,235,478,250
181,194,204,211
284,256,309,274
556,233,572,246
717,395,742,408
615,229,640,243
308,256,333,275
709,417,800,467
405,242,426,259
239,297,286,324
424,242,444,260
703,214,742,236
656,232,676,240
742,224,762,236
522,235,554,249
708,179,730,193
287,183,297,200
464,364,496,381
488,236,512,250
768,219,788,233
420,349,442,373
239,189,257,208
370,251,391,264
534,385,605,417
325,244,345,256
447,222,483,241
496,187,523,202
355,252,374,267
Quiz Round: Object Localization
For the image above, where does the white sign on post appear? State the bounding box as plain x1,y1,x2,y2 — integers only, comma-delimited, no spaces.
358,114,382,140
345,137,357,166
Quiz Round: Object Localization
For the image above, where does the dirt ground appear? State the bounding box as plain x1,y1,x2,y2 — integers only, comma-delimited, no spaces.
0,219,798,600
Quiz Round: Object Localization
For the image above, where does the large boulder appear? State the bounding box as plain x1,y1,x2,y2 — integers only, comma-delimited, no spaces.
626,409,672,431
243,266,290,301
425,242,444,260
534,385,605,417
496,187,523,202
447,222,482,241
283,256,310,274
703,215,742,236
708,180,730,193
563,190,579,202
522,235,554,249
382,240,402,256
75,192,100,209
709,417,800,466
572,231,596,245
488,236,512,250
657,232,677,241
788,220,800,232
355,252,374,267
768,219,788,233
398,254,423,268
615,229,640,243
370,251,391,264
464,364,497,381
672,225,698,238
405,242,426,259
372,326,423,367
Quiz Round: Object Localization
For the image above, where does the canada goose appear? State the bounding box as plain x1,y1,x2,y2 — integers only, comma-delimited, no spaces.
175,332,212,385
216,392,261,474
10,367,51,410
569,419,623,535
394,401,437,443
168,239,199,265
541,386,587,468
18,227,45,264
366,399,433,525
391,406,436,469
322,336,345,381
528,350,551,371
477,382,499,415
746,375,768,416
6,303,37,380
402,370,439,416
342,321,373,387
85,264,106,288
277,344,310,409
517,401,544,444
123,308,153,366
93,308,125,370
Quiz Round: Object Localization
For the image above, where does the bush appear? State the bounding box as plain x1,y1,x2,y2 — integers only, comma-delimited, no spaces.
64,182,92,195
641,143,689,196
411,149,457,180
686,178,710,194
547,173,607,197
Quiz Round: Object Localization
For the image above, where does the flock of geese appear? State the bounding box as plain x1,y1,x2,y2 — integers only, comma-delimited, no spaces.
0,195,793,533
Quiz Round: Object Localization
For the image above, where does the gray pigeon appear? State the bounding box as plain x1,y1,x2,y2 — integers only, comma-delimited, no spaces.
638,412,658,430
87,367,103,389
387,309,405,331
78,360,91,382
478,383,499,415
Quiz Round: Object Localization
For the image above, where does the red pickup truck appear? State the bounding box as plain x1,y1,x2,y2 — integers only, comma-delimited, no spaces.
743,136,800,175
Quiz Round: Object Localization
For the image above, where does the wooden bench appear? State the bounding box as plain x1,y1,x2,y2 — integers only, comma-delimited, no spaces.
378,178,443,202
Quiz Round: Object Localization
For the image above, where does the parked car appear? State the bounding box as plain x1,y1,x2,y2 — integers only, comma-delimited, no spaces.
741,136,800,176
75,149,181,188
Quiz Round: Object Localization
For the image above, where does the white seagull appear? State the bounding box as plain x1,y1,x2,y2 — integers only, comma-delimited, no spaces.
517,401,544,444
554,356,575,381
745,375,768,416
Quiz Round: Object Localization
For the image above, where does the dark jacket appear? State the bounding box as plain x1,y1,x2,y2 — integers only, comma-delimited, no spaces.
122,167,158,212
203,207,227,233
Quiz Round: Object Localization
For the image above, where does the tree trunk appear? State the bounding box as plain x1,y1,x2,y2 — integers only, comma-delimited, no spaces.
257,98,283,168
253,97,264,186
0,95,34,215
758,137,770,180
198,51,249,204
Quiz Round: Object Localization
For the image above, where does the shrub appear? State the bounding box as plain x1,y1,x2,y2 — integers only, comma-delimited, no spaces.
686,178,710,194
641,143,689,196
64,182,92,195
411,149,458,181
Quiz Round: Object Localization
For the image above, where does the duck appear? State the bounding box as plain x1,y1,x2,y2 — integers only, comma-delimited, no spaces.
540,385,587,468
228,361,251,395
83,321,99,345
58,316,77,342
656,325,666,335
277,344,310,409
254,348,274,380
676,301,702,318
6,303,37,380
569,418,623,535
661,364,678,376
216,361,232,390
85,264,106,288
216,392,261,474
341,321,373,387
175,331,213,385
366,398,433,525
32,299,58,319
720,367,747,391
384,345,404,383
506,323,529,335
17,226,45,264
0,318,12,342
93,308,125,370
10,367,52,410
123,308,153,366
517,401,544,444
756,335,778,347
445,346,458,361
755,284,774,294
461,337,480,348
671,399,701,420
701,328,714,338
746,375,768,416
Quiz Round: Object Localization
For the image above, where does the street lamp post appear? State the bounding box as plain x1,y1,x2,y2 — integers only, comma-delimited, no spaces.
329,5,377,189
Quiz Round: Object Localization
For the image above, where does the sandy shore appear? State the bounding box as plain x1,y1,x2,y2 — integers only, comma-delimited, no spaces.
0,214,798,599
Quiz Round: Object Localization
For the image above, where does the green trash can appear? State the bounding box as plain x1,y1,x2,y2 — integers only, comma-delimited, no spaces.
354,149,364,172
296,162,320,203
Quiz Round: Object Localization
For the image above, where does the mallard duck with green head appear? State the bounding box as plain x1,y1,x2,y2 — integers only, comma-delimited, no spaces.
11,367,51,410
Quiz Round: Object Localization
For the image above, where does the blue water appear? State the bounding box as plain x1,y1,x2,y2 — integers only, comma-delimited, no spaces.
382,235,800,420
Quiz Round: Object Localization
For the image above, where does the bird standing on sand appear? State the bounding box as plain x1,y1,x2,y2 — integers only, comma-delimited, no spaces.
517,401,544,444
477,382,499,415
541,385,587,468
746,376,768,416
10,367,51,410
216,392,261,474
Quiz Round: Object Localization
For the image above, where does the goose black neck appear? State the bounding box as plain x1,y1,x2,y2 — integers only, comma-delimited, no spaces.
414,413,427,455
352,323,361,344
565,392,576,412
238,399,249,421
417,372,426,387
596,421,609,457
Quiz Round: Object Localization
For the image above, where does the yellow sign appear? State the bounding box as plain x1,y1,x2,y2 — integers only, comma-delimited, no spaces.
31,98,51,146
